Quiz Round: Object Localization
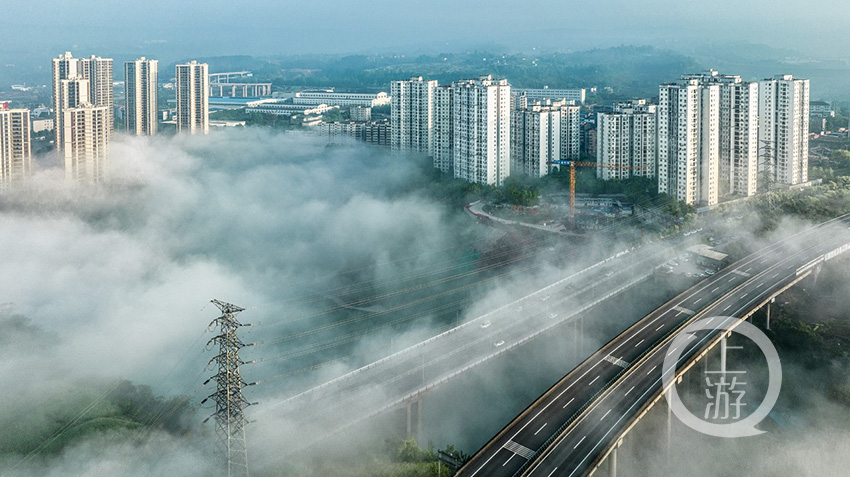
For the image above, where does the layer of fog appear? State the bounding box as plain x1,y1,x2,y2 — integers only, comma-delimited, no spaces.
3,125,848,476
0,129,493,475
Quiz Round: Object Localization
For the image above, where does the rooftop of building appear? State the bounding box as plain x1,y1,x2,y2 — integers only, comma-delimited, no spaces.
686,244,729,262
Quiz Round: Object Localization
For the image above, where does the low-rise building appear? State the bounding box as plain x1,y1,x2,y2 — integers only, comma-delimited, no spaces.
246,102,336,116
294,90,390,108
350,106,371,122
513,86,586,104
810,100,834,120
32,118,55,132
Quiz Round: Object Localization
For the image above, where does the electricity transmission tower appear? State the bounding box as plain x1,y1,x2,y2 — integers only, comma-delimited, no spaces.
202,299,255,477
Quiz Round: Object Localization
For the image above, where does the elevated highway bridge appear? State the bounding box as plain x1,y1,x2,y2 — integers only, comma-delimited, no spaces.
458,214,850,477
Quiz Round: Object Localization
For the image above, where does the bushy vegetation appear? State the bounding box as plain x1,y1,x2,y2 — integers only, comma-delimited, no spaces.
210,108,301,129
279,438,467,477
0,316,195,462
193,46,700,99
0,378,195,458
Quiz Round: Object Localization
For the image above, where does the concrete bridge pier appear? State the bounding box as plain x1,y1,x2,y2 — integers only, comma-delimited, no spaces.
573,317,584,360
766,297,775,330
406,399,422,440
608,446,617,477
665,387,672,460
812,264,822,286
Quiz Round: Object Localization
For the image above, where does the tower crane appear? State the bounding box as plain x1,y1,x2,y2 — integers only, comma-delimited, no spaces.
547,160,645,226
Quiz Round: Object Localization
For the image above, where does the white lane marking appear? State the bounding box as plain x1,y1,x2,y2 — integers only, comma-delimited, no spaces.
706,317,715,325
503,453,515,466
547,468,559,477
694,297,702,304
634,339,645,348
741,293,748,299
646,365,657,375
563,397,575,409
712,287,719,292
600,409,612,420
588,375,600,386
772,273,779,278
624,386,636,396
655,324,664,331
728,277,736,282
534,423,548,436
573,435,586,449
724,304,732,311
757,282,765,288
745,267,752,273
667,347,678,356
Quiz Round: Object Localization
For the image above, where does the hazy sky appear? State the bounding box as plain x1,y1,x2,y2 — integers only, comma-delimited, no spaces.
1,0,848,59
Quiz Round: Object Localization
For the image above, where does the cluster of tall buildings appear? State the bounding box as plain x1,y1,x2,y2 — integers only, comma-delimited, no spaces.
597,70,810,206
391,76,580,186
0,53,212,188
52,52,114,182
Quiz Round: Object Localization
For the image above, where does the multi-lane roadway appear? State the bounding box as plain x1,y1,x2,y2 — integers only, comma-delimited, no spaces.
252,237,694,462
460,215,850,477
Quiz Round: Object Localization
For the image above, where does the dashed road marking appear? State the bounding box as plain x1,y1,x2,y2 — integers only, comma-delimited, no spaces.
574,436,586,449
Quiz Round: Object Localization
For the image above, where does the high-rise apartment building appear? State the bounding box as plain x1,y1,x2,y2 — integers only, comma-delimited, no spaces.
596,100,656,181
63,104,109,183
759,75,809,186
52,52,113,157
176,61,209,134
391,77,437,155
80,56,114,136
125,57,158,136
559,103,581,162
511,99,580,178
512,102,558,178
452,76,511,186
432,86,454,174
681,71,759,197
52,52,80,152
658,75,722,206
0,102,32,188
513,93,580,162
